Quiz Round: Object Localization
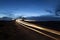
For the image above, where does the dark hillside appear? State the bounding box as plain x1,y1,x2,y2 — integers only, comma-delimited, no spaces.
0,20,17,40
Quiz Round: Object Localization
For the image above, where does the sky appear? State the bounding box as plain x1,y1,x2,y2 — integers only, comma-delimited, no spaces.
0,0,60,18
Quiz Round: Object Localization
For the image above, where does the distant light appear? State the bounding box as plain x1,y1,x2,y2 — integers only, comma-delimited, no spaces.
12,19,15,20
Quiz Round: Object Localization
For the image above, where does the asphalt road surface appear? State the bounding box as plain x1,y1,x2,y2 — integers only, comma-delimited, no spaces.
0,20,60,40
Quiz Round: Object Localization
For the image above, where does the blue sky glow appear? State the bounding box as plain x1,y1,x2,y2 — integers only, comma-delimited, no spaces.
0,0,60,18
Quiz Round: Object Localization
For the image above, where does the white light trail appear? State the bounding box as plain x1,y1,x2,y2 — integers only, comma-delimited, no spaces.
16,19,60,35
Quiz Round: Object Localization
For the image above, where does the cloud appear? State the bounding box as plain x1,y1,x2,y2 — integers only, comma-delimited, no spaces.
0,11,14,18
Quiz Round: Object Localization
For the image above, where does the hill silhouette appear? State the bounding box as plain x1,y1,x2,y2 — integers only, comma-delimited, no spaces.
0,17,12,21
26,15,60,21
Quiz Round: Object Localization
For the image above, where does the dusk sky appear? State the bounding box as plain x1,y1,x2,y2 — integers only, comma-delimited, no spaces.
0,0,60,18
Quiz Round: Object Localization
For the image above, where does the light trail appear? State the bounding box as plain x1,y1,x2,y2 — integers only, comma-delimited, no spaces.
16,20,58,40
24,20,36,22
16,19,60,35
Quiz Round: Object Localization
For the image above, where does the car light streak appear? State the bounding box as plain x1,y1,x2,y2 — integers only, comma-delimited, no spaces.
16,19,60,36
16,21,58,40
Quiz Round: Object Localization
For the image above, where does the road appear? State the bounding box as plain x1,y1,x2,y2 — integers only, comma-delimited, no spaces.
16,19,60,40
0,20,60,40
